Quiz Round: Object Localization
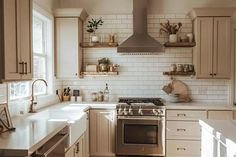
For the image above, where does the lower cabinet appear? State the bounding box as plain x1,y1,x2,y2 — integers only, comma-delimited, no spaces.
166,109,235,157
65,134,85,157
89,109,116,157
166,110,207,157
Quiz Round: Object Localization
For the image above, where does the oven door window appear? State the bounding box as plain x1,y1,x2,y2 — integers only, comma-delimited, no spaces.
124,124,158,144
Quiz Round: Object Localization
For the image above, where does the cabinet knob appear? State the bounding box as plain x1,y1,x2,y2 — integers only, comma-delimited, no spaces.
209,73,213,76
213,73,216,76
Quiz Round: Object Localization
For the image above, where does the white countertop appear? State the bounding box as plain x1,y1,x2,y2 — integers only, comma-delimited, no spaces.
199,120,236,145
0,101,235,156
0,117,67,156
165,102,236,110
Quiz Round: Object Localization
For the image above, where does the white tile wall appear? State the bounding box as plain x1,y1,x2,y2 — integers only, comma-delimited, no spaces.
0,84,7,104
62,14,231,103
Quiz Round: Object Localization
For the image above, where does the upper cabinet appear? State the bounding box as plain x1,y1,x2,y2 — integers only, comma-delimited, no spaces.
189,8,234,79
54,8,88,79
0,0,33,82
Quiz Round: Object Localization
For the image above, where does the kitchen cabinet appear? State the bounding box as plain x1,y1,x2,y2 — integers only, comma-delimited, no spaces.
89,109,116,157
166,110,207,157
54,8,88,79
208,110,233,120
65,134,85,157
193,17,231,79
0,0,33,82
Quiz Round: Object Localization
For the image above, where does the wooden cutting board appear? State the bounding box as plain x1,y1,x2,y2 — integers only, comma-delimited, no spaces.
171,80,191,102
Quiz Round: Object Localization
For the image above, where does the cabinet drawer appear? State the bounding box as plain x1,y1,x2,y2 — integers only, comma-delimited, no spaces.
167,121,201,140
166,140,201,157
208,110,233,120
167,110,207,120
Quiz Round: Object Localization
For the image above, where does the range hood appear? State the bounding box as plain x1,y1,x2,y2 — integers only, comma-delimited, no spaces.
117,0,164,53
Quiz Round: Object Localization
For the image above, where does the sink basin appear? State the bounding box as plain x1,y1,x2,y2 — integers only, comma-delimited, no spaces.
27,109,87,147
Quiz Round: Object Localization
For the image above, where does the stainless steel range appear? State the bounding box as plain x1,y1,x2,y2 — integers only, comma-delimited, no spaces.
116,98,165,157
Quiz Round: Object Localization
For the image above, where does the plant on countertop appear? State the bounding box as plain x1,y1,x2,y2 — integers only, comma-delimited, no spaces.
160,20,182,35
86,18,104,34
63,87,71,96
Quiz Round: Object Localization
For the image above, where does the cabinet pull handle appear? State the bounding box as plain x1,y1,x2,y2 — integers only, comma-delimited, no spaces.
19,62,24,74
177,128,186,132
177,148,186,151
24,62,27,74
177,113,186,117
213,73,216,76
76,142,79,154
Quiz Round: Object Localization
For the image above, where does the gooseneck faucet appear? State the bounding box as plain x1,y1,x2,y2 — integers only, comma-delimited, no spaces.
29,79,48,113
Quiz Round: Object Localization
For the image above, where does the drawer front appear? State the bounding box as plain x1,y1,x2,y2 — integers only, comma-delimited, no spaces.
166,140,201,157
167,110,207,120
167,121,201,140
208,110,233,120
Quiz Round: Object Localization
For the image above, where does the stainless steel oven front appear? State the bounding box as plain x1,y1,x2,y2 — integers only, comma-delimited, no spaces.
116,116,165,156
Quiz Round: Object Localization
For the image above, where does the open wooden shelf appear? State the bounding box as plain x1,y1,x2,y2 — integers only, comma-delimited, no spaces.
80,42,118,48
163,71,195,76
164,42,196,47
81,71,119,76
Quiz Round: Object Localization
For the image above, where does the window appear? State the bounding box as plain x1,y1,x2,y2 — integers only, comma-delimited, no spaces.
9,9,53,100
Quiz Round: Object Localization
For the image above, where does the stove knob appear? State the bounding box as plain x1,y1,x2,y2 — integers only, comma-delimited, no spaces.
118,107,123,115
138,107,143,115
128,107,133,115
123,107,128,115
157,109,164,116
152,109,158,116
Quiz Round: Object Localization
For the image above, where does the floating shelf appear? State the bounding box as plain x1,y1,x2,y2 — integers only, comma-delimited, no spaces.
164,42,196,47
163,71,196,76
82,71,119,76
81,42,118,48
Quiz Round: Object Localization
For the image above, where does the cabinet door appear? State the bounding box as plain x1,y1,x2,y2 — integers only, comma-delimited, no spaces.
213,17,231,79
55,17,80,78
17,0,32,80
74,134,84,157
66,146,75,157
89,110,116,156
194,17,214,78
208,110,233,120
2,0,21,80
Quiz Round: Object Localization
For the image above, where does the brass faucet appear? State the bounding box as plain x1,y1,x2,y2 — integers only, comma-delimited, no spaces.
29,79,48,113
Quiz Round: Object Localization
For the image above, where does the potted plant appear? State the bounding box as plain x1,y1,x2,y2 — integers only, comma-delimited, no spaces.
86,18,104,43
98,58,111,72
62,87,71,101
160,20,182,43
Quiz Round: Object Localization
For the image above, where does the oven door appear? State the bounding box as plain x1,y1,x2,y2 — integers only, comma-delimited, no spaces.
116,116,165,156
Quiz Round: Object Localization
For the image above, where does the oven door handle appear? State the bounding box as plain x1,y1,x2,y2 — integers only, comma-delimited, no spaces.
117,116,164,121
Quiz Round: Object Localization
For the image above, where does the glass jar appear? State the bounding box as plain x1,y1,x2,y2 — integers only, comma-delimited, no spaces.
97,91,104,102
177,64,184,72
91,92,97,102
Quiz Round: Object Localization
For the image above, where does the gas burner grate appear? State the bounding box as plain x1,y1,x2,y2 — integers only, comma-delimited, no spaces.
118,97,164,106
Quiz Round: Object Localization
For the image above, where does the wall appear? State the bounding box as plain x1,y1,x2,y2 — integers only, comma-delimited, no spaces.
59,0,236,14
62,13,231,103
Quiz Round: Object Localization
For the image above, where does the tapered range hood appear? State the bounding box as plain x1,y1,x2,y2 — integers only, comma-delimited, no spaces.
117,0,164,53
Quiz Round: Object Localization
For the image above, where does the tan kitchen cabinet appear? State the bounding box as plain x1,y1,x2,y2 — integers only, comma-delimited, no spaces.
65,133,85,157
208,110,233,120
193,17,231,79
89,109,116,157
54,9,88,79
0,0,33,82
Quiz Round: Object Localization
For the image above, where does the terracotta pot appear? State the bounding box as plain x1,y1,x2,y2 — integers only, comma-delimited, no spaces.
63,95,70,101
169,34,178,43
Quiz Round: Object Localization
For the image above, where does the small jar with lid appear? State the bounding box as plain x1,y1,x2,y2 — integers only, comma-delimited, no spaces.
97,91,104,102
170,64,177,72
177,64,184,72
91,92,97,102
